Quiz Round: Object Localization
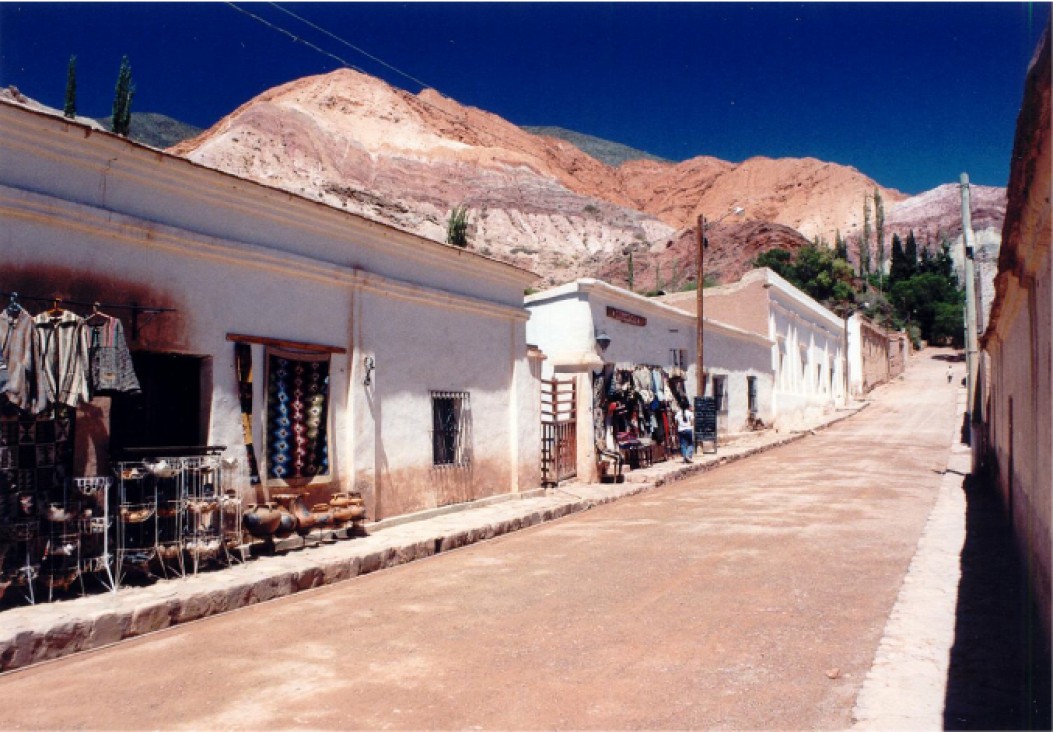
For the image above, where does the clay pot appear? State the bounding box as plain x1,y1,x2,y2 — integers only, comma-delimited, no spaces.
220,490,240,515
309,503,333,529
187,499,218,515
120,504,155,523
242,502,282,538
42,566,80,592
46,503,72,523
273,506,297,539
329,492,352,509
330,505,354,524
347,504,366,521
274,493,315,536
156,542,182,561
185,537,221,560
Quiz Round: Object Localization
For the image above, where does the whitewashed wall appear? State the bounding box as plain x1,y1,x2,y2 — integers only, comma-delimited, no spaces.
526,279,774,477
0,102,540,521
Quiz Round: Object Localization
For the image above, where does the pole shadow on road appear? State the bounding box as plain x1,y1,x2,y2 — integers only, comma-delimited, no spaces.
943,473,1052,730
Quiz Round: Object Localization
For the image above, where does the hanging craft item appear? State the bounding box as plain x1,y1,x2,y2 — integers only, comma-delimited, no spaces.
84,306,140,396
266,349,329,481
0,297,48,414
33,306,90,409
234,343,261,486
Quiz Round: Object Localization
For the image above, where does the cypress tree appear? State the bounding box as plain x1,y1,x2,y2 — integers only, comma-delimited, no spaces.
834,229,848,260
860,195,872,283
874,188,885,289
111,55,134,136
905,229,919,275
889,233,908,283
63,55,77,119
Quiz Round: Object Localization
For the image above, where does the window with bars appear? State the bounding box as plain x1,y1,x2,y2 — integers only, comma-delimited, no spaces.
712,375,728,414
747,376,758,416
431,391,470,467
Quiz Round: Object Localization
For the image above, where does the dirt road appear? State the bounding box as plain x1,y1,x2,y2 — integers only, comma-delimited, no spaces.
0,351,963,729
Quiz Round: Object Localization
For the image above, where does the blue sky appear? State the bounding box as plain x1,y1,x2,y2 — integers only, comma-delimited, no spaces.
0,3,1046,194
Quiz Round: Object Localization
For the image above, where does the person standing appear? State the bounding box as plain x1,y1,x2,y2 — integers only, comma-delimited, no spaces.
676,405,695,463
947,364,953,384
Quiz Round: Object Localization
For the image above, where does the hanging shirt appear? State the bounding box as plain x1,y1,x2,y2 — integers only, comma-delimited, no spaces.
86,314,140,395
34,309,90,408
0,308,48,413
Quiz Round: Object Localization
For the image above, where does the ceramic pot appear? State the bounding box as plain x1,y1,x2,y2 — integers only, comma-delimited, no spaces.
274,494,315,536
187,499,218,515
273,506,297,539
46,503,72,523
347,504,366,521
310,503,333,529
329,492,352,509
120,504,155,523
330,505,354,523
220,490,240,515
243,502,282,538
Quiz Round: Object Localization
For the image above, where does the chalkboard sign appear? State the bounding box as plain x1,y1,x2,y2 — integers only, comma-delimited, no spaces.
694,396,718,453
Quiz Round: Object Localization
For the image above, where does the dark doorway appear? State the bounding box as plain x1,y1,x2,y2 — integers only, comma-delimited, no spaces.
110,352,209,451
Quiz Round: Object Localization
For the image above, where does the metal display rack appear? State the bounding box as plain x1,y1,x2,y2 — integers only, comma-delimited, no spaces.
114,448,236,588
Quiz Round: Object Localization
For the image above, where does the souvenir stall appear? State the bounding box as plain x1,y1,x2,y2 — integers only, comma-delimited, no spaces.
592,362,689,473
0,292,242,604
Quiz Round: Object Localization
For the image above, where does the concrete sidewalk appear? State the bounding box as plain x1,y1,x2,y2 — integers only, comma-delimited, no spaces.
0,403,867,673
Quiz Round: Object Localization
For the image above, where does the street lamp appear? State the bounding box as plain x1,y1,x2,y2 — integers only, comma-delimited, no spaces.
695,206,745,397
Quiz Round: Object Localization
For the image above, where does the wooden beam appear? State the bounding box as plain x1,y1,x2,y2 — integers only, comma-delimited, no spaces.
225,333,347,355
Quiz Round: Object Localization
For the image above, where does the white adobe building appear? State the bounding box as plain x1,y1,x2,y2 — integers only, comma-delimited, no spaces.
661,267,847,428
0,100,542,523
526,279,773,481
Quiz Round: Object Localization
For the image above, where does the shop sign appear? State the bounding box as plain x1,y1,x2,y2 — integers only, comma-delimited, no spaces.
606,306,646,327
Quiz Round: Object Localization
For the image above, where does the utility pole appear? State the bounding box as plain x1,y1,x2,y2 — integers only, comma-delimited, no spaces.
695,213,706,399
959,173,980,438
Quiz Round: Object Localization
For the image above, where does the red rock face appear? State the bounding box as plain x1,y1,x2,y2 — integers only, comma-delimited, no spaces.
167,67,1003,287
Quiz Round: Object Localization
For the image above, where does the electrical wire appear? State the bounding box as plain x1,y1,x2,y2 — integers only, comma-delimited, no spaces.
268,3,434,91
225,3,365,74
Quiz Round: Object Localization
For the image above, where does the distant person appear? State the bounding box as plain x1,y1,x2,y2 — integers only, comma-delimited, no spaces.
676,405,694,463
947,365,953,383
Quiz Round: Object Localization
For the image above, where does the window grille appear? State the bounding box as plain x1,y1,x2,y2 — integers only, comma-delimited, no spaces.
712,375,728,414
747,376,758,416
431,391,471,467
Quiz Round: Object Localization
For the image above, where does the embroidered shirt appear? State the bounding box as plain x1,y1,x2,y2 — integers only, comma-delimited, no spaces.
86,314,140,395
0,308,48,413
34,310,90,408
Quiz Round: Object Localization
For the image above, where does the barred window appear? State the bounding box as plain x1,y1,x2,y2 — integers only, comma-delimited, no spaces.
712,375,728,414
431,391,471,467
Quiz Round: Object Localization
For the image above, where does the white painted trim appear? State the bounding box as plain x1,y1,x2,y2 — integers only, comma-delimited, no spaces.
0,101,537,292
0,185,529,324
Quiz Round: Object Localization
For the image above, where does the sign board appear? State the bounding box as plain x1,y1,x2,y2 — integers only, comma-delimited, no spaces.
694,396,718,453
606,306,646,327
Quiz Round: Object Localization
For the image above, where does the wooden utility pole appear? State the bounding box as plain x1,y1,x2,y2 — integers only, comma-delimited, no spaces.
696,213,706,398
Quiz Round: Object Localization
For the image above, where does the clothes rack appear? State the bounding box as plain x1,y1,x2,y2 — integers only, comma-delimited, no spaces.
0,291,176,339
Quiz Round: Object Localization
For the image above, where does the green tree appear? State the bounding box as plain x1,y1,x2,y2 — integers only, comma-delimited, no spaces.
754,248,794,281
446,204,470,247
889,233,911,283
834,229,848,260
63,55,77,119
860,195,872,282
111,55,134,136
874,188,885,289
904,230,919,273
626,250,635,291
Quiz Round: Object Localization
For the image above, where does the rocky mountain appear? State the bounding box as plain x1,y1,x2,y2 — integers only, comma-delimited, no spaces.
168,68,923,287
521,126,668,167
95,112,202,149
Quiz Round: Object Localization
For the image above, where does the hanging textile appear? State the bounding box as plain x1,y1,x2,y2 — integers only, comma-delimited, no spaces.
0,307,47,413
85,313,140,395
266,349,329,481
0,405,75,494
234,343,261,486
33,310,90,409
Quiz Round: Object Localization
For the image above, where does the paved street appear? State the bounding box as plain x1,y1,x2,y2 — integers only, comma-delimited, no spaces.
0,353,962,729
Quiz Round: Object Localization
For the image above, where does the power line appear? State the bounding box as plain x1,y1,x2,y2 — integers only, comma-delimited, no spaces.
225,3,364,74
268,3,434,92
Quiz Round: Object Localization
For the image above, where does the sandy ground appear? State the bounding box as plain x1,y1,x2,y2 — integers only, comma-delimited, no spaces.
0,351,963,730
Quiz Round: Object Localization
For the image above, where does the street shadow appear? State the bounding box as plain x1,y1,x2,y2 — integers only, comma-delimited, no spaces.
933,353,967,362
943,473,1052,730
